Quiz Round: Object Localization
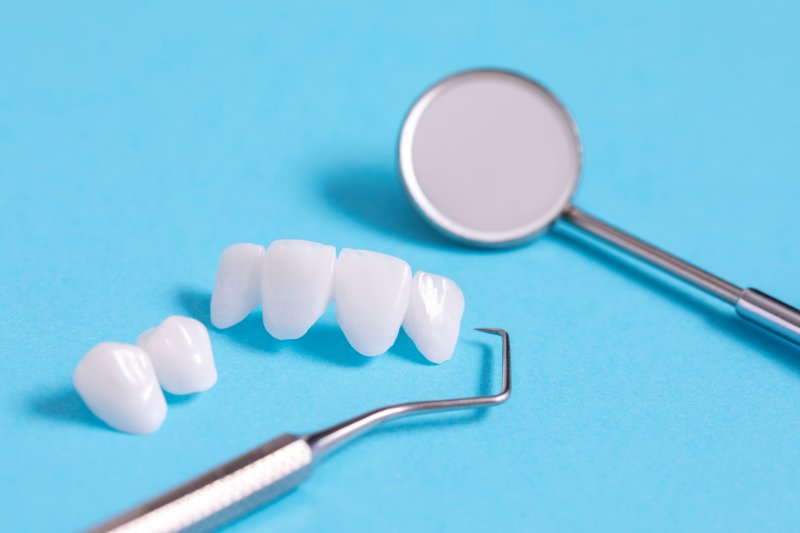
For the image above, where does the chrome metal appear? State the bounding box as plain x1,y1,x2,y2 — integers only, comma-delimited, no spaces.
398,69,581,246
562,206,742,304
88,328,511,533
305,328,511,459
88,435,313,533
736,289,800,345
399,68,800,349
562,207,800,346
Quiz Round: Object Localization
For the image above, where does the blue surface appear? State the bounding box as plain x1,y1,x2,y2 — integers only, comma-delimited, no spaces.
2,1,800,531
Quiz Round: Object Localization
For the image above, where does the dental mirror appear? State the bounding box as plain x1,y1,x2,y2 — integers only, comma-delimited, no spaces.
398,68,800,347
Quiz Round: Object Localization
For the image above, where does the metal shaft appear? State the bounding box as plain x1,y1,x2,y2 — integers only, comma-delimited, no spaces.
87,329,511,533
87,435,313,533
563,205,741,303
562,206,800,346
305,328,511,459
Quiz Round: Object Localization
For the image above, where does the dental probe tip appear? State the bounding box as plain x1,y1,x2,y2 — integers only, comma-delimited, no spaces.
474,327,506,335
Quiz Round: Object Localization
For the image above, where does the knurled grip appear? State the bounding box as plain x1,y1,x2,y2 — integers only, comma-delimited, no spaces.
88,434,313,533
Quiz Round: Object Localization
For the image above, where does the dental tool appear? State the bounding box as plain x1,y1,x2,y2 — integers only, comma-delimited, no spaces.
87,328,511,533
399,68,800,347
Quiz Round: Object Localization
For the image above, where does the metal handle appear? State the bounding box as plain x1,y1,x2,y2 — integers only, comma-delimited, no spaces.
87,329,511,533
88,434,313,533
736,289,800,345
563,206,800,347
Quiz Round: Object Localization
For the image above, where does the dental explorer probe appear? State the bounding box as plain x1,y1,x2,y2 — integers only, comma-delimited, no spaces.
88,328,511,533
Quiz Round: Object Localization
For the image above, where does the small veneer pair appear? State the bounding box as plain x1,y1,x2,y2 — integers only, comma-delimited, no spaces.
73,316,217,435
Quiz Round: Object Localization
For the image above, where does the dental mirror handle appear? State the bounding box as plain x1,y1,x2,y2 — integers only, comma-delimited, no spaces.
563,206,800,347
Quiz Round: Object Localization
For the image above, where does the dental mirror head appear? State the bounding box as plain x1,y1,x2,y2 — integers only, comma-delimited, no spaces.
398,68,800,349
398,69,582,247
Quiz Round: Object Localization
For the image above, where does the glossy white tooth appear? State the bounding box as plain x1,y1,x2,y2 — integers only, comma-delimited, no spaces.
210,243,265,329
137,316,217,395
334,248,412,356
261,240,336,340
403,272,465,364
73,342,167,434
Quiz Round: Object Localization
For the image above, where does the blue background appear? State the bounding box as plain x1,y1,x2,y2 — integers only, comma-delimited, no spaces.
2,1,799,531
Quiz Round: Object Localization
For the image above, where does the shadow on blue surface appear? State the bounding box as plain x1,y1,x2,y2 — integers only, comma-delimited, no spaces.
29,383,206,431
321,164,572,258
176,287,434,367
553,226,800,374
28,385,108,431
320,164,461,249
163,391,202,405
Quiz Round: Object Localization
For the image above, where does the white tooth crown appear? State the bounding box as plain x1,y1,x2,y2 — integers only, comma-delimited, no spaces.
334,248,412,356
73,342,167,434
137,315,217,395
208,240,465,361
210,243,265,329
261,239,336,340
403,272,465,364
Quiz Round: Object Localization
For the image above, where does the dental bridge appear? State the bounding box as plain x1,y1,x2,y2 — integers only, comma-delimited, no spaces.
88,328,511,533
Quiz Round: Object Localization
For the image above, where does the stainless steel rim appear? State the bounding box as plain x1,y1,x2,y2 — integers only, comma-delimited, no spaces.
397,68,584,247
